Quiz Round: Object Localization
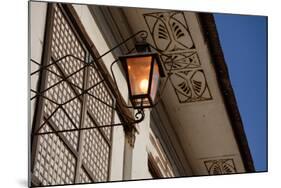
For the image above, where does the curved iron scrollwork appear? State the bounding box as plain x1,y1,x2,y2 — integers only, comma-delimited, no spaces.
134,108,145,124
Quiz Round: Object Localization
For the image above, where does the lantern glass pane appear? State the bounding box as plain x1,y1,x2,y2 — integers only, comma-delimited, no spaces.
126,56,152,96
150,61,160,101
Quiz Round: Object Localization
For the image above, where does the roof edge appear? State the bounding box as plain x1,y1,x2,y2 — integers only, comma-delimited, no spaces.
198,13,255,172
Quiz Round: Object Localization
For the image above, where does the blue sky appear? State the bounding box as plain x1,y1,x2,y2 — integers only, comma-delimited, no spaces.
214,14,267,171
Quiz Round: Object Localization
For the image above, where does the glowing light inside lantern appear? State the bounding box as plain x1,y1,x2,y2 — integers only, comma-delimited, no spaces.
139,79,149,93
120,51,164,108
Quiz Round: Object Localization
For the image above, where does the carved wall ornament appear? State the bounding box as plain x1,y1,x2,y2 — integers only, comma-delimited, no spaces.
204,159,237,175
144,11,194,52
170,69,212,103
144,11,212,103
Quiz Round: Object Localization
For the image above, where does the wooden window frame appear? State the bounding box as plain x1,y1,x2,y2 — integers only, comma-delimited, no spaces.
30,2,134,186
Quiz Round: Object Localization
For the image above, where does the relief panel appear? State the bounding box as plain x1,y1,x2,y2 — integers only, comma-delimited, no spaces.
144,11,212,103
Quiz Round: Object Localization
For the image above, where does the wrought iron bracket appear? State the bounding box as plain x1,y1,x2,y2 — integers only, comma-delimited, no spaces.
30,29,174,136
31,54,145,136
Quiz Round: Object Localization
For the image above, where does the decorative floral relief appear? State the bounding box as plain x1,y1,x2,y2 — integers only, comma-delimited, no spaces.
169,69,211,103
160,52,200,70
204,159,237,175
144,11,212,103
144,11,194,52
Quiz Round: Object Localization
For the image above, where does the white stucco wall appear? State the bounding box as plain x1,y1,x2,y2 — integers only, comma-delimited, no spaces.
120,7,247,175
167,13,246,174
29,2,47,129
130,109,151,179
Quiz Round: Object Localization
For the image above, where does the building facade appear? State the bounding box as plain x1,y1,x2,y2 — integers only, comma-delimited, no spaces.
29,2,254,187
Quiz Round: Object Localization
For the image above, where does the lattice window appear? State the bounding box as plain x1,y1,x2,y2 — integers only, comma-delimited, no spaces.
82,115,111,182
51,5,85,89
33,125,76,185
87,65,113,141
79,168,92,183
43,62,80,150
31,4,114,186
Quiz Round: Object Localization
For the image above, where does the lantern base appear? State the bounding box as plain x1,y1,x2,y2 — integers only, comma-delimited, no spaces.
130,94,155,109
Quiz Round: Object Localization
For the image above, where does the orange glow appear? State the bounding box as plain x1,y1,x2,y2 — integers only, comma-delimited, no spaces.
139,79,149,93
126,56,152,95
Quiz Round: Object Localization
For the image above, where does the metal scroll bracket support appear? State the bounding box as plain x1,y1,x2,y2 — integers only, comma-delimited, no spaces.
30,29,175,137
30,31,149,136
123,109,145,147
30,54,146,136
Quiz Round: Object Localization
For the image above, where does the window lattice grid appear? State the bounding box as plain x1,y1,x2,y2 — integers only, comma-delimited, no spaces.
32,4,114,186
86,66,113,140
51,5,85,89
87,64,102,86
44,63,74,104
33,124,76,186
78,167,92,184
82,114,110,182
43,63,80,150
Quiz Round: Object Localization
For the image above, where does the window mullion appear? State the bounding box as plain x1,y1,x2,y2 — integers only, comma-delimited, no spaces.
74,52,91,183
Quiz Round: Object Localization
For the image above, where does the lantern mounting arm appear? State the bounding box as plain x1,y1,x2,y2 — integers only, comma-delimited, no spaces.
30,56,145,136
30,30,176,135
94,30,148,61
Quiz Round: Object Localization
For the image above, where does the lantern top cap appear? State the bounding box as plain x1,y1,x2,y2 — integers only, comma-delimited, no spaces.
135,40,151,52
118,52,165,77
119,51,157,58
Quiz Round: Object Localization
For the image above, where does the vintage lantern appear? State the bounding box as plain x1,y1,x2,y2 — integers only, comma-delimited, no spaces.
119,42,165,109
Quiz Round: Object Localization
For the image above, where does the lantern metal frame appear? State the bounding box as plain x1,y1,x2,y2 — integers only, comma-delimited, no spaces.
30,30,175,135
119,51,165,109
